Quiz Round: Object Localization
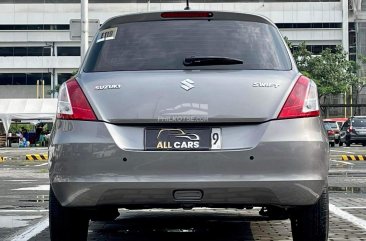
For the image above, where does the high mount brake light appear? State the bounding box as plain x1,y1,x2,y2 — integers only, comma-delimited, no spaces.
161,12,213,18
278,75,320,119
56,78,97,121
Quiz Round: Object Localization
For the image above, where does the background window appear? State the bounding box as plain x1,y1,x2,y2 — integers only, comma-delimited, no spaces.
0,47,51,56
57,73,73,84
57,47,81,56
0,48,14,56
13,73,26,85
0,73,13,85
0,73,51,85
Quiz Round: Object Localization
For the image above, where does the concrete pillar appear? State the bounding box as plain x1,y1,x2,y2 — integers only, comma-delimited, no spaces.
342,0,349,60
81,0,89,61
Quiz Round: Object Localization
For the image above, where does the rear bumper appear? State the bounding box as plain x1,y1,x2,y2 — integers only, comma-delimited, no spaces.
349,136,366,142
51,180,325,208
342,133,366,142
49,117,329,208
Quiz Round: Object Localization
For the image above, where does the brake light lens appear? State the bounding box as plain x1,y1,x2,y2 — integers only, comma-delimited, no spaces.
57,78,97,121
278,75,320,119
161,12,213,18
327,130,335,135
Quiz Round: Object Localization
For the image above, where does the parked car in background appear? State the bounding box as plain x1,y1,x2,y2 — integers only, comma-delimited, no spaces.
340,116,366,147
323,119,340,145
324,117,347,129
323,122,336,147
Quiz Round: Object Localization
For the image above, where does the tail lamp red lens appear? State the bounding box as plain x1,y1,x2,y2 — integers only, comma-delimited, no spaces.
56,78,97,121
278,75,320,119
327,130,335,135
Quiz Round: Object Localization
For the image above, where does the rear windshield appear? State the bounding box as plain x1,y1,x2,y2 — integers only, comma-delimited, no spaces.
324,122,338,129
351,118,366,127
84,20,291,72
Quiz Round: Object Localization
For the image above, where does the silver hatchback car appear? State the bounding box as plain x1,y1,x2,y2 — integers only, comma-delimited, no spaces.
49,11,329,241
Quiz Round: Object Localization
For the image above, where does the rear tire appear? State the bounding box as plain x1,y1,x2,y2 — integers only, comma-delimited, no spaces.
49,185,90,241
330,142,335,147
290,187,329,241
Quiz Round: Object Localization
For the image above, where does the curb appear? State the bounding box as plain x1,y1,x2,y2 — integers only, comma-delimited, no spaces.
25,154,48,161
341,155,366,161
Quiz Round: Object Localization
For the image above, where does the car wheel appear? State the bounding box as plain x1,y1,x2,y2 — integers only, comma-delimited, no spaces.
330,142,335,147
290,187,329,241
49,185,90,241
339,141,343,147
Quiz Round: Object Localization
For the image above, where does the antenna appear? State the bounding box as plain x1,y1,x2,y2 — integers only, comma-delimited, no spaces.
184,0,190,10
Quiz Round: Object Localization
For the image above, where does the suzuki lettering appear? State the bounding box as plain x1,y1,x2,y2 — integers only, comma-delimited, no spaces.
252,82,280,88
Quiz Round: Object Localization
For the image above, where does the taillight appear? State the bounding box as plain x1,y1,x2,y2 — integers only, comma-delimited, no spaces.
347,127,353,133
56,78,97,121
161,12,213,18
278,75,320,119
327,130,335,135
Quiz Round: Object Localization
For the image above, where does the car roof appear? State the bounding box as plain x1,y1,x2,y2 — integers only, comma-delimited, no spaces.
100,11,277,31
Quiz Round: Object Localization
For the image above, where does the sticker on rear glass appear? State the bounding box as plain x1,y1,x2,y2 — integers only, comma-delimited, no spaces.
96,27,118,43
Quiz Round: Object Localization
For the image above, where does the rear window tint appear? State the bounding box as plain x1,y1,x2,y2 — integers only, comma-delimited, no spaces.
84,20,291,72
324,122,338,129
352,118,366,127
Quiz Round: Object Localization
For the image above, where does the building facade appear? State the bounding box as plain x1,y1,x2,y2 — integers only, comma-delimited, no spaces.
0,0,363,103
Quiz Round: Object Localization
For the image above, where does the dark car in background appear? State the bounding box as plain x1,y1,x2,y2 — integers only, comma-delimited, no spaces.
323,122,336,147
340,116,366,147
49,11,329,241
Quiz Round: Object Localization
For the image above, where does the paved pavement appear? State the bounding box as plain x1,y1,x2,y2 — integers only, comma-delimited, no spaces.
0,145,365,241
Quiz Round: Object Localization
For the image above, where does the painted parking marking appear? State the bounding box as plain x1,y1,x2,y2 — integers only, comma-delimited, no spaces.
341,155,366,161
8,217,49,241
34,163,48,167
0,209,48,213
329,203,366,230
337,207,366,210
330,160,355,166
2,180,37,183
331,150,355,154
12,185,49,191
25,154,48,161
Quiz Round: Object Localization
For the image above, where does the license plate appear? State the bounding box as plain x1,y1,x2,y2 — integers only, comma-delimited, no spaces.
145,128,221,151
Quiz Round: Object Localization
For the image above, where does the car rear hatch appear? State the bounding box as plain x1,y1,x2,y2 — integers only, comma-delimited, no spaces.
79,70,297,123
351,118,366,135
77,11,297,124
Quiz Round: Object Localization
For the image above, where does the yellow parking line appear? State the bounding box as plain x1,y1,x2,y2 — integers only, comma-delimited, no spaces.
26,154,48,161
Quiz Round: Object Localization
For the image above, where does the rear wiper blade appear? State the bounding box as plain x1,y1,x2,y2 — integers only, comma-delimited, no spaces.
183,56,243,66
